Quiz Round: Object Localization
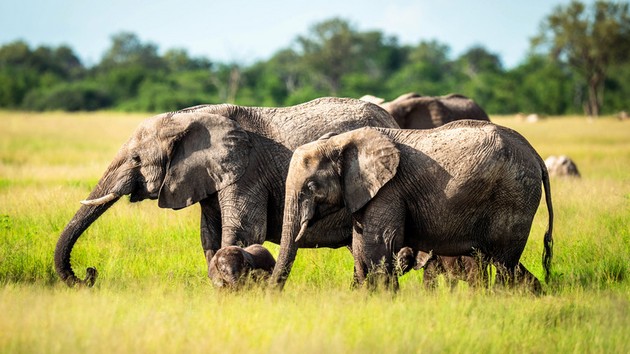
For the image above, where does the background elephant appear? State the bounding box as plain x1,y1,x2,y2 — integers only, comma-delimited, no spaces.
271,121,553,291
54,97,398,287
361,92,490,129
545,155,581,178
208,244,276,289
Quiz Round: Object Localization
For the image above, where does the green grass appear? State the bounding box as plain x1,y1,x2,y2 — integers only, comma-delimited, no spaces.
1,111,629,353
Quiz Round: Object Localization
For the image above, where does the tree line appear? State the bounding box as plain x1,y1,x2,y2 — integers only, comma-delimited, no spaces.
1,1,629,116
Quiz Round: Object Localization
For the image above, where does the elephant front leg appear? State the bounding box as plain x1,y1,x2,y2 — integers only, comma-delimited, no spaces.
218,183,269,248
199,195,222,276
351,209,404,290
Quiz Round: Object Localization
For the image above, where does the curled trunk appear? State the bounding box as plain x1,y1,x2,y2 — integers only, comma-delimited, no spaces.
54,156,126,287
54,198,119,286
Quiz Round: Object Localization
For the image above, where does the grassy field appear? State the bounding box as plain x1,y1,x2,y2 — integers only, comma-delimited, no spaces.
1,110,629,353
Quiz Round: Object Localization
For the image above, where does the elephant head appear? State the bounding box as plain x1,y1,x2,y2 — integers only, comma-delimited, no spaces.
377,92,490,129
271,128,400,287
209,244,275,289
208,246,252,288
54,111,251,287
395,247,432,275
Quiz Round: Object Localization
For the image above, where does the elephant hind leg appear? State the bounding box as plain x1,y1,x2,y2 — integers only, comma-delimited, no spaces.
462,253,491,288
494,262,542,294
514,263,543,294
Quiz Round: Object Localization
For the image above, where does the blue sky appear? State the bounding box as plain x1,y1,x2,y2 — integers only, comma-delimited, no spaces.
0,0,596,68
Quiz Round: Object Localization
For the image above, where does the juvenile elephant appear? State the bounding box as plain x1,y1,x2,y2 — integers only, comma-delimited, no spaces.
362,92,490,129
54,97,398,287
271,121,553,291
397,247,488,288
209,244,276,289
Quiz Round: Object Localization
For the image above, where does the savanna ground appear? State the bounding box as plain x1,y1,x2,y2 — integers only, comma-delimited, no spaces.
0,110,628,353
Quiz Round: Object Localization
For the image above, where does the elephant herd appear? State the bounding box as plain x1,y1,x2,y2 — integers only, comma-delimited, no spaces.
54,93,554,293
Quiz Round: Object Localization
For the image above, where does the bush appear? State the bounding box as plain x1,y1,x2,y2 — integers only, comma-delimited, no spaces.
22,82,112,111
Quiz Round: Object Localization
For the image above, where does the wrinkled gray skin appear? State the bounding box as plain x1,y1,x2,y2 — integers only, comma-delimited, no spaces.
362,93,493,285
364,92,490,129
54,97,398,287
209,244,276,289
396,247,489,288
271,121,554,290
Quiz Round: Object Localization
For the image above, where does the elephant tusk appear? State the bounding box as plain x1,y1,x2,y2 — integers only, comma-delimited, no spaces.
294,221,309,243
80,193,118,206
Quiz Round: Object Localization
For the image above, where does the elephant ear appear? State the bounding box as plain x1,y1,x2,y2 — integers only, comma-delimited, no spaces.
338,128,399,213
158,112,251,209
415,250,433,270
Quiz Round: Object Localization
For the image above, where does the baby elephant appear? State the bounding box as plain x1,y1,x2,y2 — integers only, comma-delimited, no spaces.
396,247,488,288
208,244,276,289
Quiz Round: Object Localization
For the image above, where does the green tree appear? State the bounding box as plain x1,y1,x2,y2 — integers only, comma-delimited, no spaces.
95,33,167,105
454,46,512,113
509,55,577,115
0,41,85,108
532,0,630,116
603,61,630,113
385,40,454,97
163,48,212,72
100,32,164,70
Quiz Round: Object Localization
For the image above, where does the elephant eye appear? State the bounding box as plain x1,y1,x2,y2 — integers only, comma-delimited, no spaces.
307,181,318,192
131,154,141,164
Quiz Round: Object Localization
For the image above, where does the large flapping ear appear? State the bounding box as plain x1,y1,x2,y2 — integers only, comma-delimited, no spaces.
335,127,399,213
158,112,251,209
414,250,433,270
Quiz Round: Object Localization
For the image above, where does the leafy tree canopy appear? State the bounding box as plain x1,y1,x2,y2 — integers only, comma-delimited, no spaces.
1,1,629,115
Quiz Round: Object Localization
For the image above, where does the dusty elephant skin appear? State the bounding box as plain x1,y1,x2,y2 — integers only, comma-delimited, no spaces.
271,120,553,291
363,92,492,285
208,244,276,289
363,92,490,129
54,97,398,287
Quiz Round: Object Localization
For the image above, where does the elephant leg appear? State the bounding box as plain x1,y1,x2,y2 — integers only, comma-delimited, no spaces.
422,258,442,289
440,256,461,289
514,263,543,294
494,262,513,287
351,225,368,286
352,206,404,290
461,255,489,288
494,261,541,293
200,195,222,277
218,181,268,248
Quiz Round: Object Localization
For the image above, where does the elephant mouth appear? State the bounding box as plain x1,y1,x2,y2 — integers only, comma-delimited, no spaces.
314,203,344,222
129,180,160,202
130,191,159,202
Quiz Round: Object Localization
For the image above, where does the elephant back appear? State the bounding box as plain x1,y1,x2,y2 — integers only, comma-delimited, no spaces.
262,97,399,149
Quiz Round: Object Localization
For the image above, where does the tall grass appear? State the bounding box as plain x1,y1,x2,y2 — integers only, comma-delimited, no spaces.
1,111,629,353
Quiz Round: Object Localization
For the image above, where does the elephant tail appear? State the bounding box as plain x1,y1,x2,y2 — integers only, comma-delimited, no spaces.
541,165,554,283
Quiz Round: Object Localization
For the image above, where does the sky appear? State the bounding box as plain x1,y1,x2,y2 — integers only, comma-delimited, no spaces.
0,0,597,69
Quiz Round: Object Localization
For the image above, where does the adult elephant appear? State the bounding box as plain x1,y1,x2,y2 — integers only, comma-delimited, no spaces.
362,92,490,129
362,92,491,285
54,97,398,287
271,121,553,291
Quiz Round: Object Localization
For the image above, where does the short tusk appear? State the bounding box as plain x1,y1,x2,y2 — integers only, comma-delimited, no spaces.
80,193,118,206
294,221,309,243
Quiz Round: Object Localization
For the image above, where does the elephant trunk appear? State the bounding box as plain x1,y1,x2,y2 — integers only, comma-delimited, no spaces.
55,155,127,287
270,194,302,289
54,200,119,287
